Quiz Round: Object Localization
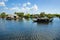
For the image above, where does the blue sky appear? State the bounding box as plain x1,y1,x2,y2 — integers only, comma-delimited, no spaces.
0,0,60,14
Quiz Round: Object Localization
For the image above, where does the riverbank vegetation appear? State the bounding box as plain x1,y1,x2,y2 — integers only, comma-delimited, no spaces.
0,12,60,19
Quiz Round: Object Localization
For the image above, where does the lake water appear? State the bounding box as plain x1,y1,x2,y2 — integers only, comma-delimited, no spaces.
0,18,60,40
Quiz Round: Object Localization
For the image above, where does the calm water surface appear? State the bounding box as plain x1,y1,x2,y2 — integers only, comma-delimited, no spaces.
0,18,60,40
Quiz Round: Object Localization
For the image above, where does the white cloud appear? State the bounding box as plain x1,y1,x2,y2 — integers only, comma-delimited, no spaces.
8,4,39,14
9,2,31,12
27,2,31,5
22,7,31,13
9,7,20,11
8,6,31,13
23,2,31,7
0,1,39,14
0,2,5,6
4,7,8,9
32,4,38,11
12,3,21,7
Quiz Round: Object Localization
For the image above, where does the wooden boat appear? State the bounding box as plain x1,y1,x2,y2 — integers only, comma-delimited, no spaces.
33,18,53,23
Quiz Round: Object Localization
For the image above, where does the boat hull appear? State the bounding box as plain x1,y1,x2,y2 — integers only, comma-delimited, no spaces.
33,18,53,23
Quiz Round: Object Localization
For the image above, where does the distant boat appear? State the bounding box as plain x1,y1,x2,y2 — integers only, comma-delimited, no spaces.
33,17,53,23
6,14,19,20
6,17,12,20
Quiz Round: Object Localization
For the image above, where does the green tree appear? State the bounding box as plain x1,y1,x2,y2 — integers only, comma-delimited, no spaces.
54,14,60,17
30,15,35,18
15,12,24,17
46,14,54,18
40,12,45,17
24,14,30,18
0,12,7,18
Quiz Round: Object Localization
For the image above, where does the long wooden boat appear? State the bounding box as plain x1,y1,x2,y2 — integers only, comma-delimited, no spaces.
33,18,53,23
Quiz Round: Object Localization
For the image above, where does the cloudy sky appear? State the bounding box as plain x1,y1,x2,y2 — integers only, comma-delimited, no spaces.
0,0,60,14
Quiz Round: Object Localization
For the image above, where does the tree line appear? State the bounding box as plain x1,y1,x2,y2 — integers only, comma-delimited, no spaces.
0,12,60,19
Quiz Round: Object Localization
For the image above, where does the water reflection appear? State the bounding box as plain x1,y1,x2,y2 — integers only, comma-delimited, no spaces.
24,18,30,21
0,18,60,40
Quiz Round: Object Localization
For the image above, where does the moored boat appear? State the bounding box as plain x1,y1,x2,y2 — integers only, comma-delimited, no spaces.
33,18,53,23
